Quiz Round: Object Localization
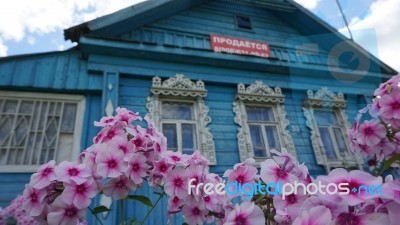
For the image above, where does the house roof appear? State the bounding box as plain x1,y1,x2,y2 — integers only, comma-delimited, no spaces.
62,0,394,75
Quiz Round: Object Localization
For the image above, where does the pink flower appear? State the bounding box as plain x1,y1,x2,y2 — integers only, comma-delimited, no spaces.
30,160,56,189
187,151,209,167
94,122,124,143
273,188,307,219
164,151,188,165
317,168,383,206
374,74,400,96
116,107,141,124
22,185,46,216
292,206,332,225
357,120,386,146
376,137,397,160
153,158,173,176
334,212,389,225
47,199,86,225
95,150,126,178
94,116,117,127
274,209,292,224
260,159,297,184
224,158,256,183
164,167,188,199
224,202,265,225
103,175,137,199
387,201,400,225
302,195,347,218
380,89,400,129
369,100,381,117
168,196,183,213
125,153,149,184
55,161,91,185
107,135,134,156
60,178,98,209
181,199,208,225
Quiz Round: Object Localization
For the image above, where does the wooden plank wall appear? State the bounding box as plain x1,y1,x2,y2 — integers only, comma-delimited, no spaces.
0,52,101,91
0,52,103,207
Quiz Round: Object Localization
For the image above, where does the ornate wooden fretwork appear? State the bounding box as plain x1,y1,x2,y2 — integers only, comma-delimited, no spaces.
303,87,362,172
233,81,296,163
146,74,216,165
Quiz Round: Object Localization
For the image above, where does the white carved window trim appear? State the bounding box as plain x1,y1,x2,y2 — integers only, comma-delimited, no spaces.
0,91,85,173
303,87,362,172
146,74,217,165
233,81,296,164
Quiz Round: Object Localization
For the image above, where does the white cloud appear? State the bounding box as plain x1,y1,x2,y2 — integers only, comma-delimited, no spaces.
294,0,319,10
58,44,65,51
0,38,8,56
342,0,400,72
0,0,146,45
27,36,35,45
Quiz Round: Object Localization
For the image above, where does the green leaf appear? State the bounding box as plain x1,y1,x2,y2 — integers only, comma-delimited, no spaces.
128,219,140,225
126,195,153,207
383,153,400,171
91,205,111,215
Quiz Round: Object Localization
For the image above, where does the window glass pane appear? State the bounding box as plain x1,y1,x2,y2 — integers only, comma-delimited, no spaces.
162,102,194,120
0,95,81,167
318,127,337,159
314,110,338,125
265,126,281,150
236,15,252,29
61,103,77,133
246,106,275,122
333,127,347,153
162,123,178,151
0,114,12,146
249,125,267,157
3,100,18,113
19,101,34,114
182,123,197,155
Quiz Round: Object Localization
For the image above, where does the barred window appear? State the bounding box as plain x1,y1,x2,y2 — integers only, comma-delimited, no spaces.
0,92,85,172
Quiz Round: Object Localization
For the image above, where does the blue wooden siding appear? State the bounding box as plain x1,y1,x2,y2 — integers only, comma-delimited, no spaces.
0,51,102,91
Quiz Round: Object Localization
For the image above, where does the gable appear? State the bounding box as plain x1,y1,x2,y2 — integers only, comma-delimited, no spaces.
118,0,307,49
65,0,397,76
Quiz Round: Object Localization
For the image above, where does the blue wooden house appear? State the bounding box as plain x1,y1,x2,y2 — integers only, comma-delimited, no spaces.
0,0,397,224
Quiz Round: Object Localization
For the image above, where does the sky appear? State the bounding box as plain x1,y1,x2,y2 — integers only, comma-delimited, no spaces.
0,0,399,72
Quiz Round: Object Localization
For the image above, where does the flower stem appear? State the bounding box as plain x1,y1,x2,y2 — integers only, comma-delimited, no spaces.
120,200,125,225
139,192,165,225
88,207,105,225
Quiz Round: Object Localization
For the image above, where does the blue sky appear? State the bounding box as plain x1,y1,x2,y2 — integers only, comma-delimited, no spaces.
0,0,398,71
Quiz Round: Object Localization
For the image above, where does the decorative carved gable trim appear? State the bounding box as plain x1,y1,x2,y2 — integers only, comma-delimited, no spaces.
233,81,296,163
150,74,206,97
146,74,216,165
304,87,346,108
236,81,284,103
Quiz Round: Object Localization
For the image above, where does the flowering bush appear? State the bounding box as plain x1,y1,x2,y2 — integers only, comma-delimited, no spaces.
18,75,400,225
0,195,39,225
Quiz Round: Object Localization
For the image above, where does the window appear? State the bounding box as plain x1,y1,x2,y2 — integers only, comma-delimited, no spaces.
303,87,361,172
0,91,85,172
314,110,348,159
146,74,217,165
247,106,281,157
233,81,296,163
161,101,198,155
236,15,252,30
